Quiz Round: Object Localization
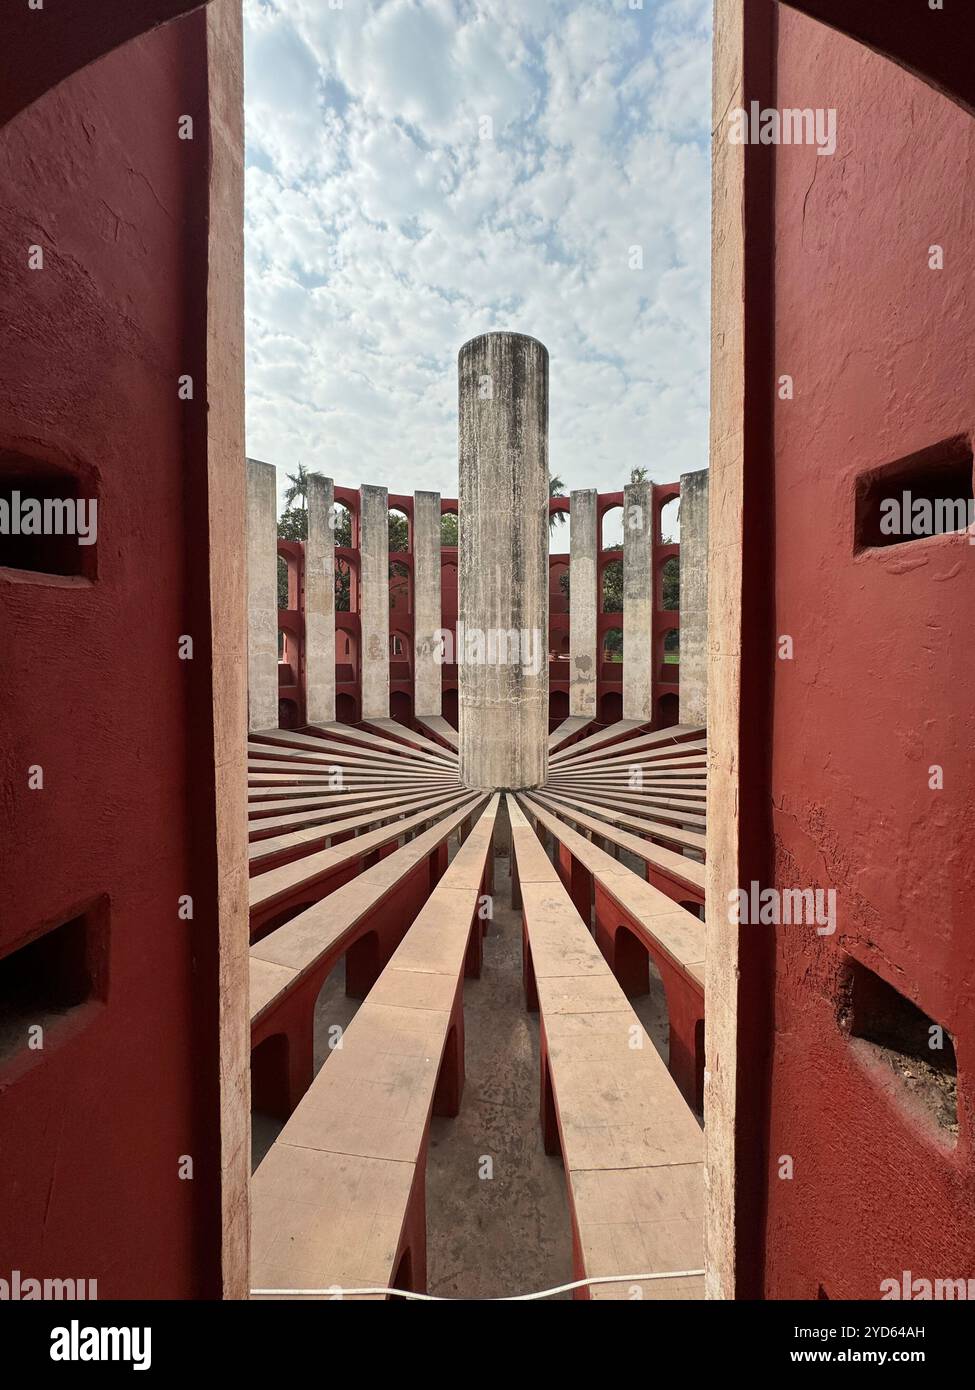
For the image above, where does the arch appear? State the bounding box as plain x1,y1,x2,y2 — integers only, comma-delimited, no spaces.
335,691,358,725
440,511,458,547
659,495,680,544
335,552,356,612
442,686,458,730
600,504,623,550
550,689,569,721
333,500,353,547
388,506,410,553
391,690,413,726
602,626,623,667
336,629,357,684
250,1032,290,1122
278,697,299,730
599,690,622,723
389,559,411,614
615,924,650,997
656,692,679,729
660,555,679,611
601,558,623,613
662,626,680,670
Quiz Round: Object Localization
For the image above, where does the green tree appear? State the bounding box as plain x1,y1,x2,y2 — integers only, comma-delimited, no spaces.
283,462,309,511
549,472,567,534
441,513,458,546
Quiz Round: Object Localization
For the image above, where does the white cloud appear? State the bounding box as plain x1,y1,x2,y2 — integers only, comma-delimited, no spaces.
243,0,712,509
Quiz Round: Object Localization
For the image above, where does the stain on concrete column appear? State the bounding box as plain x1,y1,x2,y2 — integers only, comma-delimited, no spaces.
622,477,653,723
305,472,336,725
413,490,442,718
246,457,278,731
679,468,709,726
458,332,549,790
360,483,390,720
569,488,598,718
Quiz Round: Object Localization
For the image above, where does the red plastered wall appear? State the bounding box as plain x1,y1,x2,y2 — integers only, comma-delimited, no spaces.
762,8,975,1297
0,14,227,1297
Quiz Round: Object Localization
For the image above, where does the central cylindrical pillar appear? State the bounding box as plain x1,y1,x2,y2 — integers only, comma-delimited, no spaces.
458,332,549,790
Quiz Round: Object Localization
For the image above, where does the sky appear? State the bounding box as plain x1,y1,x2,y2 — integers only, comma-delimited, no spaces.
243,0,712,516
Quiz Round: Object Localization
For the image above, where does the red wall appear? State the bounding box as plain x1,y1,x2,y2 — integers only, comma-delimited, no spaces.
762,9,975,1296
0,13,230,1297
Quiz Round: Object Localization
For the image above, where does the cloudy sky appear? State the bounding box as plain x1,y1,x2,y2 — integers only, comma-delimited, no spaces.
243,0,712,514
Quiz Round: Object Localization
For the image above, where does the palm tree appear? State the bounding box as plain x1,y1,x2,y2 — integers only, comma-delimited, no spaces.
549,472,567,533
283,462,309,510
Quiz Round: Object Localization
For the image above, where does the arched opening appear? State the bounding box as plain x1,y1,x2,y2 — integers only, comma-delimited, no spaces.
278,697,299,730
333,500,352,547
599,690,622,724
657,692,679,728
627,948,670,1070
659,496,680,544
660,555,679,612
391,690,413,727
336,629,357,683
440,511,458,548
661,627,679,676
601,626,623,679
600,505,623,551
615,925,650,997
251,1032,290,1169
388,507,410,553
335,553,355,612
442,686,458,730
335,691,357,725
601,558,623,613
313,956,364,1074
251,1033,290,1122
550,689,569,722
389,559,411,615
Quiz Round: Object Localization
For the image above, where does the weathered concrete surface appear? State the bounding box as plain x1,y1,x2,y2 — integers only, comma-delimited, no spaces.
305,473,336,726
678,469,709,727
413,490,443,717
622,477,653,722
458,332,549,790
569,489,598,718
246,457,278,732
359,484,390,720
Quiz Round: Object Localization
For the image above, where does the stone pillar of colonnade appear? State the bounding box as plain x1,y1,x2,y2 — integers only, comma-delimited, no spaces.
413,490,443,718
359,483,390,720
305,472,336,726
458,331,549,790
245,457,279,731
622,476,653,723
569,488,598,718
678,468,709,727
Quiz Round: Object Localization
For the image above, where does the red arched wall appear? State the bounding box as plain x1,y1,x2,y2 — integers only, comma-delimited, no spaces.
762,9,975,1296
0,7,247,1297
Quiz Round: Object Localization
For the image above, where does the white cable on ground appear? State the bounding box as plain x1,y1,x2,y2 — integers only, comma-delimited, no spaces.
250,1268,705,1301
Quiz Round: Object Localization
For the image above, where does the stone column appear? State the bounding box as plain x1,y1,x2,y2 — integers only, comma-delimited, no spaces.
359,483,390,720
413,490,442,717
569,488,598,717
458,332,549,789
622,476,653,722
678,468,709,726
305,472,335,725
246,457,278,731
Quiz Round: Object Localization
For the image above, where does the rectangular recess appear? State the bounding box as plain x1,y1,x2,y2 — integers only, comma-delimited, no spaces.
0,452,98,579
854,436,973,551
0,898,108,1066
838,955,957,1139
